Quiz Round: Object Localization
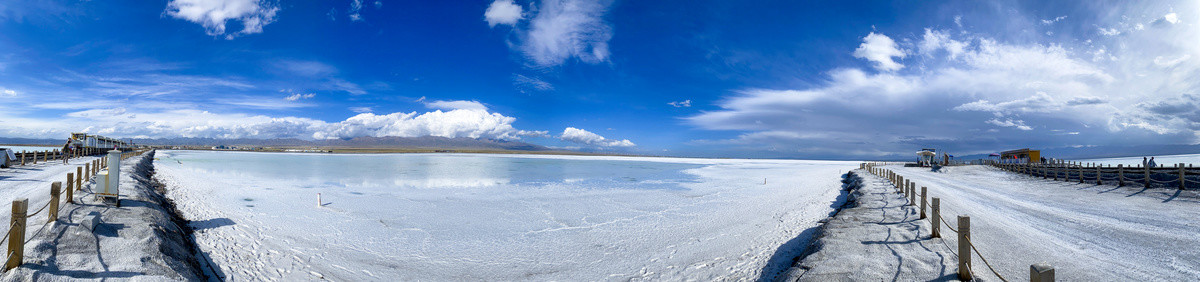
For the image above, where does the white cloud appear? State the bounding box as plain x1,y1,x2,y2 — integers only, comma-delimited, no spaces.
954,15,963,28
349,106,373,113
349,0,363,21
0,106,546,141
484,0,523,27
424,100,488,111
518,0,613,67
165,0,279,39
1164,12,1179,24
1041,16,1067,25
986,118,1033,130
1153,54,1191,67
1,89,14,97
284,93,315,101
687,24,1167,156
952,92,1063,114
318,109,544,140
668,100,691,108
330,79,366,95
373,1,382,8
1098,27,1121,36
512,74,553,91
560,127,634,147
919,29,967,59
853,32,906,71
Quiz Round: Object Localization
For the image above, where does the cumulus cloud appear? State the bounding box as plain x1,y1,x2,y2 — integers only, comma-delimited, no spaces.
1164,12,1179,24
0,89,14,97
485,0,523,27
317,109,545,140
560,127,634,147
919,29,967,59
668,100,691,108
0,106,547,141
165,0,279,39
853,32,906,71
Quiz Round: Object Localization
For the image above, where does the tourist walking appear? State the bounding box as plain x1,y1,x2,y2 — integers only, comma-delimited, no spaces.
1149,157,1157,168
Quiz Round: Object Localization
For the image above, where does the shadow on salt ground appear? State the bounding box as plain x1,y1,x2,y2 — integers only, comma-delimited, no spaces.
191,218,235,231
24,206,144,280
1061,180,1198,204
755,173,855,282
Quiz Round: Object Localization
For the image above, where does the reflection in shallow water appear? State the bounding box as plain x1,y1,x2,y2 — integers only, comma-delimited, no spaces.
159,151,703,190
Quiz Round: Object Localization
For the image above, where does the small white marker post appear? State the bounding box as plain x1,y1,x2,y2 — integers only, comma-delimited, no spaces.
317,193,322,207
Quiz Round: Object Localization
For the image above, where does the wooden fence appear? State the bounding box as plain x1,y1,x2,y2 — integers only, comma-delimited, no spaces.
6,147,117,167
990,160,1196,190
859,163,1053,281
1,149,150,271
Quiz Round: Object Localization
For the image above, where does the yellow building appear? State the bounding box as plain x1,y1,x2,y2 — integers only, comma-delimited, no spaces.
999,148,1040,163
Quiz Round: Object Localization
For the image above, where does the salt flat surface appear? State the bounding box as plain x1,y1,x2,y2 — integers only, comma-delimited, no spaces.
0,145,59,153
153,151,857,280
881,164,1200,280
0,156,100,229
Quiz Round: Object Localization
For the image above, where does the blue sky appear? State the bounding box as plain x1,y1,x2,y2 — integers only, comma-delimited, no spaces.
0,1,1197,159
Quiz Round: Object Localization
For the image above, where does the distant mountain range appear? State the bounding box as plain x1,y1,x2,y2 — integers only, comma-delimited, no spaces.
0,136,549,151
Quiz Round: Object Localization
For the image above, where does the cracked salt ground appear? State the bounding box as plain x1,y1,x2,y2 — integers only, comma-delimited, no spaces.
152,150,857,280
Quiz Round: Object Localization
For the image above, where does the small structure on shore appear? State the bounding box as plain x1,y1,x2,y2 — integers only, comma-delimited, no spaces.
916,148,936,167
999,148,1040,163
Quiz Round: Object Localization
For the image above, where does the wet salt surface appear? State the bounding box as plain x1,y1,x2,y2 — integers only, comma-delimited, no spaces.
154,150,857,280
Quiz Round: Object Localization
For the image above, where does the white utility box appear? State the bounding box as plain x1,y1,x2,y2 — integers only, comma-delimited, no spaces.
96,150,120,206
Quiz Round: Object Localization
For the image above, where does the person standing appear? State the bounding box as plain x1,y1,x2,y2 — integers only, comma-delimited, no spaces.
61,139,72,164
1149,157,1157,168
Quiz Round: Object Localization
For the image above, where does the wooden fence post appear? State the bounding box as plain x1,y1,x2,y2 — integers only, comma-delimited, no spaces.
1052,163,1058,181
1118,165,1124,187
76,167,82,191
6,198,27,271
49,182,60,223
931,198,940,238
66,173,75,204
19,152,24,166
920,187,927,219
1078,165,1084,184
1180,163,1186,190
31,151,37,164
1031,263,1055,282
958,215,972,280
1096,166,1102,185
85,163,91,179
1145,164,1151,188
909,184,916,206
